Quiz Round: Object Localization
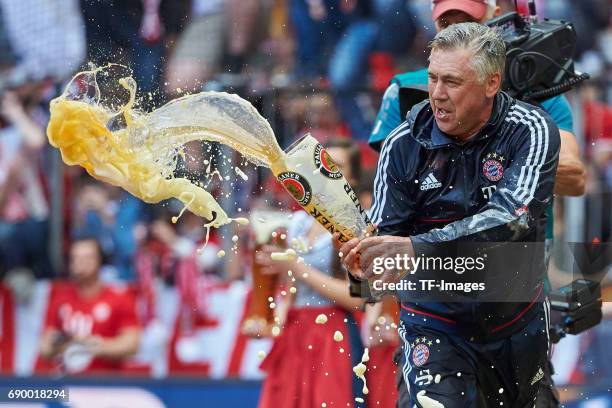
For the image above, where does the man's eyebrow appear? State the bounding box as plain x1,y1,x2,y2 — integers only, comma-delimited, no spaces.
440,74,463,82
428,72,463,82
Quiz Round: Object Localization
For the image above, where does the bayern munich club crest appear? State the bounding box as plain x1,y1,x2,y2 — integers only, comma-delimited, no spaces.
482,152,506,182
277,171,312,206
412,343,430,366
313,144,342,179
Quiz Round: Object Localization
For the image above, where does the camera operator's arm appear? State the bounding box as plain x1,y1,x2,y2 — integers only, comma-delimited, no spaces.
555,130,586,196
540,95,585,196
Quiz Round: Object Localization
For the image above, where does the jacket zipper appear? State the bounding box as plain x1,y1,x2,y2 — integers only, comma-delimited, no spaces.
459,148,469,214
459,147,478,324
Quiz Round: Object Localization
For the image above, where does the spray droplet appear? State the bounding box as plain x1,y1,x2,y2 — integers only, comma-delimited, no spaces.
217,250,226,258
334,331,344,342
234,166,249,181
271,248,297,261
315,314,328,324
362,347,370,363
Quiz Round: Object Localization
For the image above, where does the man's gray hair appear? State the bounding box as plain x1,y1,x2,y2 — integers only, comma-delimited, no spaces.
429,22,506,83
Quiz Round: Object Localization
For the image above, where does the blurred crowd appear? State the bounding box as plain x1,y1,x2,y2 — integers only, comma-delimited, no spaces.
0,0,609,387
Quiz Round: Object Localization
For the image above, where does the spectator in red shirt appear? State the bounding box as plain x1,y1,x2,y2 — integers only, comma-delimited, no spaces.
39,237,141,374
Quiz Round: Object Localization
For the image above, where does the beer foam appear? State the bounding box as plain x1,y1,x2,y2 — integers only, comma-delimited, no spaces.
353,348,370,395
271,248,297,261
47,65,283,229
364,350,371,364
250,210,289,244
352,362,369,395
234,167,249,180
315,314,328,324
416,390,445,408
290,237,308,253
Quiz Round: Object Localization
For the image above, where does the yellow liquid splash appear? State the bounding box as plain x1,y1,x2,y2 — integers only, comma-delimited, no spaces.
47,66,284,227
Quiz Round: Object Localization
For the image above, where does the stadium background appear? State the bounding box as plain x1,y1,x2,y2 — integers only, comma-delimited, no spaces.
0,0,609,406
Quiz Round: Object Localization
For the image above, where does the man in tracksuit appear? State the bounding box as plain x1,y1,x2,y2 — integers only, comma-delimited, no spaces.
367,1,585,406
339,23,560,406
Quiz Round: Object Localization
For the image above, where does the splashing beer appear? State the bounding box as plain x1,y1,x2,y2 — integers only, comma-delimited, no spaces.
47,65,371,241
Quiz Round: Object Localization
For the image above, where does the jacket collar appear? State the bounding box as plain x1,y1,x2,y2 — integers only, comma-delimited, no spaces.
409,92,512,149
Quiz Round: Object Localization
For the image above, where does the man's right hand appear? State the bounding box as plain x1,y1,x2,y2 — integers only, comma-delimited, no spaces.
333,234,365,280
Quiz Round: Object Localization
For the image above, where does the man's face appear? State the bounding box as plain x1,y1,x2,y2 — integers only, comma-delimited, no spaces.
69,240,101,284
428,48,498,140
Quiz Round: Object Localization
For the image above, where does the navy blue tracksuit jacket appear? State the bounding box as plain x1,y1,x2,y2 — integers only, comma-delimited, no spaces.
370,91,561,340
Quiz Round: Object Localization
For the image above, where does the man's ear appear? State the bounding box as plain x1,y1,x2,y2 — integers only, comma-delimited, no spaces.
485,72,502,97
493,6,502,17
